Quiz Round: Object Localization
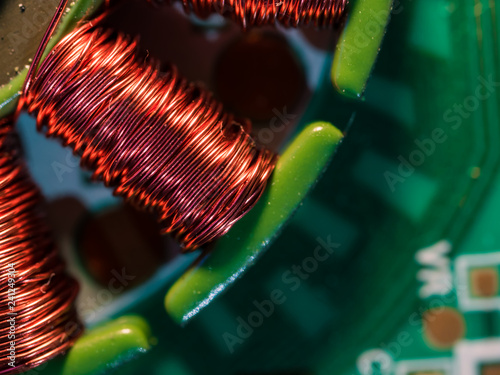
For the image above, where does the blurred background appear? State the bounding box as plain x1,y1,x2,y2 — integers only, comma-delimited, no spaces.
2,0,500,373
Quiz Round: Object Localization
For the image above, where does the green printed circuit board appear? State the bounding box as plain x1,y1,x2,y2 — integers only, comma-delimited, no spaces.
1,0,500,374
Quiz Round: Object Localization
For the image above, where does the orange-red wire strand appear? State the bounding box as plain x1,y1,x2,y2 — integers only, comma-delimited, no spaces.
149,0,348,28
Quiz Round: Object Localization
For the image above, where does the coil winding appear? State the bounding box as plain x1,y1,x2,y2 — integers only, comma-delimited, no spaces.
19,21,277,251
149,0,348,28
0,117,81,375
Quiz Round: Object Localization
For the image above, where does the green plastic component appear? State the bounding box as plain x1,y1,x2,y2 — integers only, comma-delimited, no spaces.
331,0,393,98
0,0,104,118
0,71,26,119
166,122,343,323
44,315,153,375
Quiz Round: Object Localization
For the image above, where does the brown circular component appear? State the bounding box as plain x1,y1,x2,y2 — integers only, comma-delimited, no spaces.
470,267,499,297
482,364,500,375
214,31,306,122
79,205,177,290
423,307,465,349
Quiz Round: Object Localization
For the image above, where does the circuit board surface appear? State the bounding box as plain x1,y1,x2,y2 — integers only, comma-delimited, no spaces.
4,0,500,373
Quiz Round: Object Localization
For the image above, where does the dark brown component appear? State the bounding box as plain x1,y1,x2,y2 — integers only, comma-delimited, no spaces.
214,31,306,122
79,205,174,289
482,364,500,375
470,267,499,297
423,307,465,349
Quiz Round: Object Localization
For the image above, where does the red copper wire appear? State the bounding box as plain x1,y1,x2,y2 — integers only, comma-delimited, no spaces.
149,0,348,28
19,20,277,251
0,117,82,375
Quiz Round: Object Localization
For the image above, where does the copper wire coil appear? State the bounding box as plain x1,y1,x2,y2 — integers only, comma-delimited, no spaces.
19,21,277,251
0,117,82,375
148,0,348,28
